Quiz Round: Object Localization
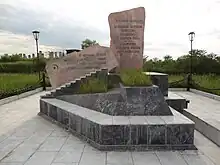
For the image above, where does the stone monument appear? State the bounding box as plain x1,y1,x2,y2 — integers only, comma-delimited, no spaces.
46,44,118,88
108,7,145,69
40,7,195,151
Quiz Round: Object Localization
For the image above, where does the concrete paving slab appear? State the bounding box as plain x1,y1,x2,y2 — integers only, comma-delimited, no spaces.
132,152,161,165
53,151,82,163
38,137,67,152
156,151,187,165
0,92,220,165
24,151,57,165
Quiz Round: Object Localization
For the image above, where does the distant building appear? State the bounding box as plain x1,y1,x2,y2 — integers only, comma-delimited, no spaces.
54,52,58,58
49,52,54,58
59,52,63,57
66,49,81,54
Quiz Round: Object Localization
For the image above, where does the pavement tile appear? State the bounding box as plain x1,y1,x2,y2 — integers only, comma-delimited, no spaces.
132,152,161,165
24,151,57,165
53,151,82,163
38,137,67,151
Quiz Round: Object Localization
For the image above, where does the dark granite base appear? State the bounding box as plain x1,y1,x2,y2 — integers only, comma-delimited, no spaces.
165,93,189,113
145,72,168,96
39,98,196,151
39,112,196,151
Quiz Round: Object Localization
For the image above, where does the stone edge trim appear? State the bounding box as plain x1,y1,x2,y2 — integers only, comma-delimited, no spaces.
183,109,220,147
190,89,220,101
0,87,43,106
169,88,187,91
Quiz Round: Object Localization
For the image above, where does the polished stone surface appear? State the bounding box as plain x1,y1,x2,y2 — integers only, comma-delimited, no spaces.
0,92,220,164
165,92,188,113
108,7,145,69
145,72,168,96
58,86,172,116
40,97,195,150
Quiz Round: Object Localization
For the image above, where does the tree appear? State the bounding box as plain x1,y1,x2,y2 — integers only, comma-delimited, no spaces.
163,55,173,61
81,39,98,49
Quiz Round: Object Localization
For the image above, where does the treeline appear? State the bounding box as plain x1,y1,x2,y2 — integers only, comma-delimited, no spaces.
0,54,33,62
1,49,220,74
0,55,46,73
143,49,220,74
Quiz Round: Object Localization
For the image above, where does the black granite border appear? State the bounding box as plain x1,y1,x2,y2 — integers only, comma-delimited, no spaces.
39,112,197,151
38,98,197,151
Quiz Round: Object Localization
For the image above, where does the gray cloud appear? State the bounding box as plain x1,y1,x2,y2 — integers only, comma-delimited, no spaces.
0,4,108,49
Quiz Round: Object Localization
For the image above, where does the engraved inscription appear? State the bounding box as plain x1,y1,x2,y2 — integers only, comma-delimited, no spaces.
114,21,143,55
109,7,145,69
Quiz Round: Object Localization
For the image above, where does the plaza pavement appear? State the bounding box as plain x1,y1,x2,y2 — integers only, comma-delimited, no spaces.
0,91,220,165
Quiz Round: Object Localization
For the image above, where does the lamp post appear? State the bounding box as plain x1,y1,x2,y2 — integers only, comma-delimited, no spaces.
187,31,195,91
32,30,40,80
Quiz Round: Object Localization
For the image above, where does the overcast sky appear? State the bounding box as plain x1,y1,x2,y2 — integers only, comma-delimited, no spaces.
0,0,220,59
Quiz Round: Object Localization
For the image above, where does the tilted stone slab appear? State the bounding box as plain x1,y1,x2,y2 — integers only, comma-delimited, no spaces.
57,86,172,116
120,85,172,115
58,93,126,115
46,44,118,88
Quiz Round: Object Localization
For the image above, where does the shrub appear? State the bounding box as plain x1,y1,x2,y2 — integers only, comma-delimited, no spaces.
78,78,107,94
120,69,152,86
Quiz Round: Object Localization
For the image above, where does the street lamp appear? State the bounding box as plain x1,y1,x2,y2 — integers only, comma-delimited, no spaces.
32,30,40,80
188,31,195,91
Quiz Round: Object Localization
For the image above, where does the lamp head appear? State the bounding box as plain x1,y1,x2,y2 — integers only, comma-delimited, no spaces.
32,30,40,40
188,32,195,41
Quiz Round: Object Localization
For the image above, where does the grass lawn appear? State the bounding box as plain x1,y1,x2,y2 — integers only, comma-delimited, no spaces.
168,74,220,95
0,73,39,98
168,74,186,83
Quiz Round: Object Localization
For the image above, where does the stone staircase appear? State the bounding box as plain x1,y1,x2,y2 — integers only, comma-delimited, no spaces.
42,68,108,98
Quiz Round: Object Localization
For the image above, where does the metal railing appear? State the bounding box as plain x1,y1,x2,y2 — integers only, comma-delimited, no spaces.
168,74,220,95
0,72,48,100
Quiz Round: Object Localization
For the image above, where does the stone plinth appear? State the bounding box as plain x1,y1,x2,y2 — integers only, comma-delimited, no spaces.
145,72,169,96
108,7,145,69
39,98,196,151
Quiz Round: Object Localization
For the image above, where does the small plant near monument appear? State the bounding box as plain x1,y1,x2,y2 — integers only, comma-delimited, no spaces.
120,69,152,86
78,78,107,94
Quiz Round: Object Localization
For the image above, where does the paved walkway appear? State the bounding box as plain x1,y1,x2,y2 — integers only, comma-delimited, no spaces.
175,91,220,131
0,92,220,165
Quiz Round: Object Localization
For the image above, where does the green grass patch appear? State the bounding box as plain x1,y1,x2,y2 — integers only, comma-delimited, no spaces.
0,73,39,99
120,69,152,86
192,74,220,95
78,78,107,94
168,74,220,95
168,74,185,83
